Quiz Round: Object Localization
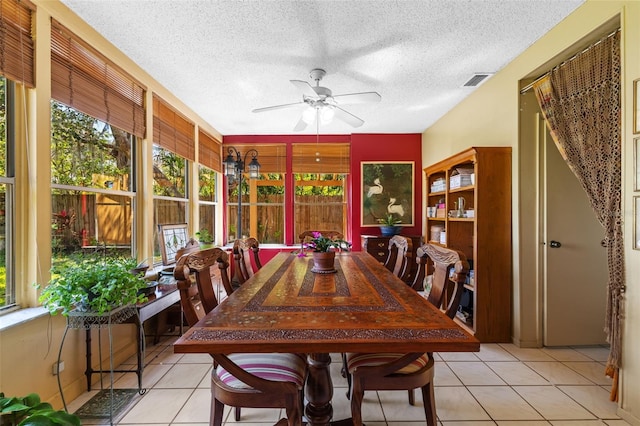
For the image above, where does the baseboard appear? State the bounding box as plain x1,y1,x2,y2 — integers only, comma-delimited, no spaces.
619,407,640,426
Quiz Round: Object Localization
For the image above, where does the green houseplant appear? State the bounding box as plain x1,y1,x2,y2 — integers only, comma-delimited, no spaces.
378,213,402,237
39,256,148,316
0,392,80,426
302,232,351,273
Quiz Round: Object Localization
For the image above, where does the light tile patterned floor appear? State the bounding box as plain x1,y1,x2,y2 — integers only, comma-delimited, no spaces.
67,338,629,425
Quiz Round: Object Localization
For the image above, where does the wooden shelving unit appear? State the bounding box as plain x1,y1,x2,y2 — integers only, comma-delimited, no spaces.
424,147,512,342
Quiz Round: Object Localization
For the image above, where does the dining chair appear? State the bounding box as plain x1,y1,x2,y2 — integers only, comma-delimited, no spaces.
345,243,469,426
175,247,307,426
341,234,412,385
232,237,262,285
383,235,413,283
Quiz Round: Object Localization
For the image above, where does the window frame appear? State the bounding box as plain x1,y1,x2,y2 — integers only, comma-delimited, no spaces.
0,78,16,311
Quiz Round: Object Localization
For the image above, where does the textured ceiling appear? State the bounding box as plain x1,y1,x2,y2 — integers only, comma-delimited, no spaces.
60,0,584,136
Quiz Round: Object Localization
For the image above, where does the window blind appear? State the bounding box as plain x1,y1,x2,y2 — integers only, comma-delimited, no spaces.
50,20,146,138
0,0,34,87
199,129,221,172
292,143,350,173
223,144,286,174
153,95,195,161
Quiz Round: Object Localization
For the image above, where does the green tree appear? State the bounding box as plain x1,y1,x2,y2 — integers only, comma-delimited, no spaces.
50,101,128,188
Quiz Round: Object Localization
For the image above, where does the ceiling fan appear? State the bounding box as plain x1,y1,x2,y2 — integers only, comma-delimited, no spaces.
252,68,381,131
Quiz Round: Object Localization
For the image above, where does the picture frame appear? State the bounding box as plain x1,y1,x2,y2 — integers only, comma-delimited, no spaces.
635,197,640,250
635,78,640,134
361,161,414,226
158,223,188,265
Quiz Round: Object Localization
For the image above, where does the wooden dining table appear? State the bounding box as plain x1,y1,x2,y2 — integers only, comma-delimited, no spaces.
173,251,480,426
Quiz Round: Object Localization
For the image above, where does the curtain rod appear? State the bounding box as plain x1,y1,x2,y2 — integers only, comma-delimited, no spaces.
520,28,620,94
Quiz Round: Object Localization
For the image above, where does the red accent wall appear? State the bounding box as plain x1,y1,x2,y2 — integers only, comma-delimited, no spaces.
350,134,423,250
223,134,422,254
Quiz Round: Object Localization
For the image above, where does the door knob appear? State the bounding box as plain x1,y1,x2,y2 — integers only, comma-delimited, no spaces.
549,240,561,248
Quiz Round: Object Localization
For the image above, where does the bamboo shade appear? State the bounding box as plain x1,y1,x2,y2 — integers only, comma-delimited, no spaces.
0,0,34,87
223,144,286,173
292,143,350,173
153,94,195,161
199,129,221,172
50,20,146,138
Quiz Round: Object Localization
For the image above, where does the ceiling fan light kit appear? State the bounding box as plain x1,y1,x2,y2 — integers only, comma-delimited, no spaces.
252,68,381,131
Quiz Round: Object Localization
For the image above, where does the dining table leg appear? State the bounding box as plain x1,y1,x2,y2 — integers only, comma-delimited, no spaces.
305,353,334,426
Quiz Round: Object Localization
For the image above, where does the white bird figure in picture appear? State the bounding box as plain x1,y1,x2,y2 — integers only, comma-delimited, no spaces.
367,178,383,198
387,198,405,216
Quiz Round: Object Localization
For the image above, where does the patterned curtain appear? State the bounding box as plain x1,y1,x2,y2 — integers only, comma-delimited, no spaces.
532,30,623,401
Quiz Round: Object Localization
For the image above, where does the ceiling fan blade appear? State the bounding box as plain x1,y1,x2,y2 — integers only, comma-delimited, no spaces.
293,115,309,132
252,101,305,113
332,91,381,104
334,106,364,128
290,80,318,98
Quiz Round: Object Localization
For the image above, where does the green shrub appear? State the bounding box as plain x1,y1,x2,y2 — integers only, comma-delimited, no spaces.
0,393,81,426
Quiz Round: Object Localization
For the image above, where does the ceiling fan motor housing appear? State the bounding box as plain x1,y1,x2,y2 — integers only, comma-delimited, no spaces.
313,86,332,99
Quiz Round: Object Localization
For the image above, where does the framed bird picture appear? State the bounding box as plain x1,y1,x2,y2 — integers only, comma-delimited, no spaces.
361,162,414,226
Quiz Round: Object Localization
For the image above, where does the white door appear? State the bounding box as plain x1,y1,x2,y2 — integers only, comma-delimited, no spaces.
540,117,608,346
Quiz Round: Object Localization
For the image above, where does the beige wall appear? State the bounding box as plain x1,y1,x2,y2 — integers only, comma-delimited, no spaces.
1,0,223,407
421,1,640,423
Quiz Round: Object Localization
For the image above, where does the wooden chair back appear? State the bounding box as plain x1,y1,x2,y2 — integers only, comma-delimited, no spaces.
232,237,262,284
174,247,232,326
299,230,344,252
383,235,412,282
174,237,200,263
420,243,469,319
409,247,430,292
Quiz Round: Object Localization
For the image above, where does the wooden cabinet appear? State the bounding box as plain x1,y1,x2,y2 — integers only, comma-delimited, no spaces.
361,235,423,284
424,147,511,342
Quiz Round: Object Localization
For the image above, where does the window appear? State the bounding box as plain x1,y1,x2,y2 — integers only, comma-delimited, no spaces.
0,0,34,311
294,173,347,238
197,130,221,245
50,101,135,257
152,145,188,263
292,143,350,240
152,96,194,263
224,144,286,244
227,173,284,244
49,19,144,264
0,78,15,310
198,165,217,245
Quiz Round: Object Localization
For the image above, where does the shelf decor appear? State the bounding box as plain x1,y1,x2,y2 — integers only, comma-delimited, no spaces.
361,161,414,226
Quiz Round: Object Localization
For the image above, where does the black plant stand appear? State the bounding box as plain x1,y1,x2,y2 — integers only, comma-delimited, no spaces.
57,305,144,425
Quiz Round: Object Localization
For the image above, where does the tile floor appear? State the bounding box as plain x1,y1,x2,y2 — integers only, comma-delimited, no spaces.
67,337,629,426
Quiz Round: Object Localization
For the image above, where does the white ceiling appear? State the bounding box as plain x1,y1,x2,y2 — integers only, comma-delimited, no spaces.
60,0,584,136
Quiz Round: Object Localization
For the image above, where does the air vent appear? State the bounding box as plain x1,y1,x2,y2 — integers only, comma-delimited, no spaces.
463,73,492,87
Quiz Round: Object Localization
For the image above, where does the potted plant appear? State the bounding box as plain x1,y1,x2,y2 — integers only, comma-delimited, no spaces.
195,229,214,248
378,213,402,237
0,392,80,426
39,255,148,316
302,232,351,273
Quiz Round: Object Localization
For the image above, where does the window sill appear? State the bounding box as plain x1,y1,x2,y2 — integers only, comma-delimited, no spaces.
0,307,50,332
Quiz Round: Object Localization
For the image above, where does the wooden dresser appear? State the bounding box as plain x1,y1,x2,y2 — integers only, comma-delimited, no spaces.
361,235,423,284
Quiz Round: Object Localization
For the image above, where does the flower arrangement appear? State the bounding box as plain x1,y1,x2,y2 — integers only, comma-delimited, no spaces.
304,232,350,253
